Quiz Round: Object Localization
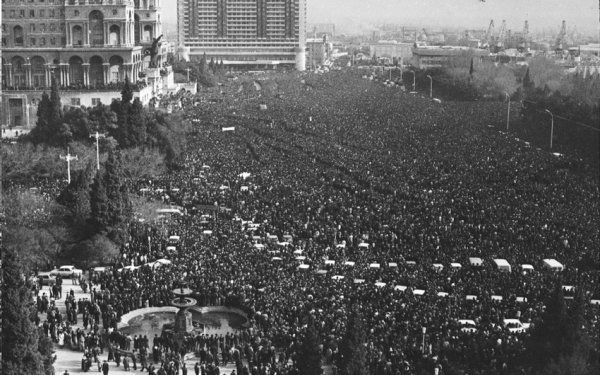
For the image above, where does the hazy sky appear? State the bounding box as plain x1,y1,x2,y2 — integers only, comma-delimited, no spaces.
163,0,599,34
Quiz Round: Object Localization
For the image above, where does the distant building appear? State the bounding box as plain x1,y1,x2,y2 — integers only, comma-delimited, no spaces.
369,41,413,64
2,0,169,128
411,46,488,69
306,36,332,69
308,23,335,39
177,0,307,71
578,44,600,57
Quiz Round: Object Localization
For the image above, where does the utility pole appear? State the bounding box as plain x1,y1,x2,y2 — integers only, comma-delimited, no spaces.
90,131,106,170
185,68,191,82
504,92,511,131
60,148,78,184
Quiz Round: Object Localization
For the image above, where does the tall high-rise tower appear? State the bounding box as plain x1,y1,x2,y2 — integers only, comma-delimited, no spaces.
177,0,306,70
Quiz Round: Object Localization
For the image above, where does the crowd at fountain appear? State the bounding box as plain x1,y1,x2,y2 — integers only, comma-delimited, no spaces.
34,68,599,375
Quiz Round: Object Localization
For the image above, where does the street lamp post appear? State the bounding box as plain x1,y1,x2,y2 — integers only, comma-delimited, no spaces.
545,109,554,149
427,75,433,98
504,92,511,131
60,148,78,184
90,131,106,170
408,71,415,92
185,68,191,81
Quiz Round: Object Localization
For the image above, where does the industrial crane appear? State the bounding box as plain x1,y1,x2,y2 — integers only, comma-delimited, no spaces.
491,20,506,53
517,20,529,53
481,19,494,49
554,20,567,54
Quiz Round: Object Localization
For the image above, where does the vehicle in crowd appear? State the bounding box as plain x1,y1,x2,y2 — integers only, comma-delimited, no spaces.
37,272,57,286
50,265,83,278
458,319,478,333
502,319,531,333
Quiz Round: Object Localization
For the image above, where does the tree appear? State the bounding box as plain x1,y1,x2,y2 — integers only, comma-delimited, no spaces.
469,57,474,76
339,308,368,375
522,284,599,374
28,78,65,146
128,98,147,146
90,169,110,230
1,247,45,375
121,75,134,105
523,66,534,91
28,92,52,144
57,161,96,224
296,317,322,375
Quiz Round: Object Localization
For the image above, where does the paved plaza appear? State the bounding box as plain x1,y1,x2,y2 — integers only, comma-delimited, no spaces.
37,279,239,375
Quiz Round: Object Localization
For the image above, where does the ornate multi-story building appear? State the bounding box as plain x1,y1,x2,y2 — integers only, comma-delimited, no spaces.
2,0,168,128
177,0,306,70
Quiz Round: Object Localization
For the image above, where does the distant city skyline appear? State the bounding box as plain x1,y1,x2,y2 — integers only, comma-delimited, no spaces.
163,0,598,36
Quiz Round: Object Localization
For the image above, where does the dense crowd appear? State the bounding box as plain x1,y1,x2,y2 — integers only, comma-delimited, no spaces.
33,68,599,375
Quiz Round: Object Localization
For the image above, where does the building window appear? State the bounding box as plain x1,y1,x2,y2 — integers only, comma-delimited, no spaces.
92,98,101,106
39,9,45,17
113,9,118,15
30,38,36,45
74,10,79,16
71,98,81,106
14,25,24,46
30,10,35,17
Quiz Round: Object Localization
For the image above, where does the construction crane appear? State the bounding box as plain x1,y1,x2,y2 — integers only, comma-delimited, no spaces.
491,20,506,53
481,19,494,49
517,20,529,53
554,20,567,54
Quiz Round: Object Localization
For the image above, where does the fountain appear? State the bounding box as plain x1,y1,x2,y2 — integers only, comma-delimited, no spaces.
118,283,249,342
162,283,198,343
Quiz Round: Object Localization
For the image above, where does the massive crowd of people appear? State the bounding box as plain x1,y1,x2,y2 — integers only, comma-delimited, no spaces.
33,68,599,375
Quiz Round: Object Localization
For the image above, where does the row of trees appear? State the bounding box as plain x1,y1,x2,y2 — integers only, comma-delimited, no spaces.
27,77,182,168
170,53,227,87
1,247,56,375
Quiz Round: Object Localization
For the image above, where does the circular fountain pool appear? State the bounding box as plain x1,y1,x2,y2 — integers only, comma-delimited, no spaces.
118,306,249,338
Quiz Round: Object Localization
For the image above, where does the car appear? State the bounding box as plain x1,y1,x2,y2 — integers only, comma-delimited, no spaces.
37,272,57,286
458,319,478,333
49,265,83,278
502,319,531,333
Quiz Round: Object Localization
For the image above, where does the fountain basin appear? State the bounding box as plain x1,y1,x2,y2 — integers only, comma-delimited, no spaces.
118,306,249,339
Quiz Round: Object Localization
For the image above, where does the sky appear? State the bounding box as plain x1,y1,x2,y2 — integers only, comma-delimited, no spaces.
162,0,599,35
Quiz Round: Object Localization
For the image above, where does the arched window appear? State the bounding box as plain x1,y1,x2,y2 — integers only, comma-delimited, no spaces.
109,25,121,46
69,56,84,85
14,25,24,46
31,56,47,88
72,25,83,46
12,56,26,86
143,25,153,41
89,56,104,87
89,10,104,46
109,55,124,83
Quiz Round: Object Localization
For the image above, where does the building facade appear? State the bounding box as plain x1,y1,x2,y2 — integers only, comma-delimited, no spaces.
2,0,165,128
369,41,413,64
177,0,306,70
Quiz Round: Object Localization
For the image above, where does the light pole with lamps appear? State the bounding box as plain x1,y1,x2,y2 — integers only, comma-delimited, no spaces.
427,75,433,98
504,92,511,131
60,148,78,184
544,109,554,149
90,131,106,170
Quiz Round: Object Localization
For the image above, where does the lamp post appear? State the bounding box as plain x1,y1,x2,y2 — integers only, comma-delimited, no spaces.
185,68,191,82
90,131,106,170
504,92,511,131
408,71,415,92
544,109,554,149
60,148,78,184
427,75,432,98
